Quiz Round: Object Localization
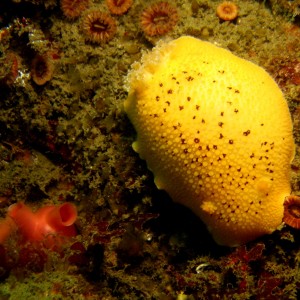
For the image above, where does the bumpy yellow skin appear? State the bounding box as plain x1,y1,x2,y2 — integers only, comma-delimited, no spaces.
124,36,295,246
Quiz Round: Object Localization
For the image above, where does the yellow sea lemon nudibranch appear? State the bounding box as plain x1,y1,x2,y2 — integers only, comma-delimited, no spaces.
124,36,295,247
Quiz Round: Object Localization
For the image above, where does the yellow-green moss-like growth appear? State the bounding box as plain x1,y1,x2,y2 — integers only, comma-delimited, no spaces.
124,36,295,247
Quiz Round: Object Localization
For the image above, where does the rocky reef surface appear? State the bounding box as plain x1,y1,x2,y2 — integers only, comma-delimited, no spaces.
0,0,300,299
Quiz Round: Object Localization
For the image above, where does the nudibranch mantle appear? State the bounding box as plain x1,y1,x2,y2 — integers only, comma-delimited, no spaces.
124,36,295,246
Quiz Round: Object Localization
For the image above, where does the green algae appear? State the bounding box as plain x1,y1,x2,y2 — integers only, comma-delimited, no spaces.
0,0,299,298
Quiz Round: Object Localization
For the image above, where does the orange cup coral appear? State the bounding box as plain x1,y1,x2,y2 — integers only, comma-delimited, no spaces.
140,2,179,36
81,10,117,44
106,0,133,15
216,1,238,21
60,0,90,19
283,195,300,229
31,53,54,85
0,52,19,86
